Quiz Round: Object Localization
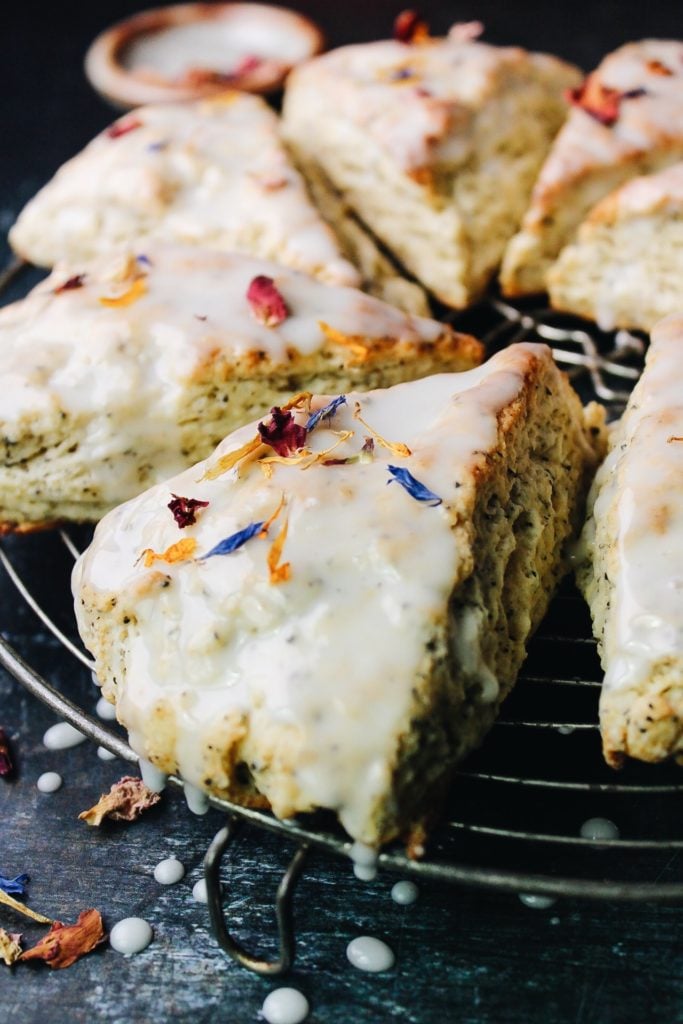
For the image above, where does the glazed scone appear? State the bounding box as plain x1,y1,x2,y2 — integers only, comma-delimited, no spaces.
0,244,480,531
547,162,683,331
282,27,579,308
577,315,683,767
8,92,426,313
73,344,602,846
502,40,683,296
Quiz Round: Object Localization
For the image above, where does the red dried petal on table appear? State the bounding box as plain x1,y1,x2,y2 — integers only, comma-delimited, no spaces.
78,776,161,827
393,9,429,44
168,494,209,528
258,407,307,456
53,274,86,294
106,117,143,139
246,275,289,327
20,909,105,970
0,728,13,777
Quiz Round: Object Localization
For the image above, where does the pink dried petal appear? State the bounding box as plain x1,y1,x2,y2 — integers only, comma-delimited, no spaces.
246,276,289,328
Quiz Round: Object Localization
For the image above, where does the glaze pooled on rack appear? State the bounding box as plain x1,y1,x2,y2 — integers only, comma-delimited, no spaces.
73,344,601,846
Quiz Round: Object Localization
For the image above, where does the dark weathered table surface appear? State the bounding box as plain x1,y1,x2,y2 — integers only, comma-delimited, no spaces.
2,3,683,1022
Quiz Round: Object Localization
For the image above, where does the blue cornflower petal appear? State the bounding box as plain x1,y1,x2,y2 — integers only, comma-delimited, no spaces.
201,521,264,559
306,395,347,432
0,872,29,896
386,465,442,506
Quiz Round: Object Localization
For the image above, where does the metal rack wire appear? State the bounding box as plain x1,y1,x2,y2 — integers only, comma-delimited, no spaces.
2,286,682,979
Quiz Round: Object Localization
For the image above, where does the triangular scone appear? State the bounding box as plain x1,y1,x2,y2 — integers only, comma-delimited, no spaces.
8,92,427,314
548,162,683,331
577,315,683,767
502,40,683,297
0,245,480,531
73,344,602,846
282,29,579,308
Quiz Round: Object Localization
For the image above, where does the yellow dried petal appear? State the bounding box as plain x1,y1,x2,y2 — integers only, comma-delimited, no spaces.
318,321,369,362
141,537,197,567
98,276,148,308
202,435,264,480
0,928,22,966
259,493,286,537
353,402,411,457
0,889,52,925
268,518,291,584
281,391,313,413
301,431,355,469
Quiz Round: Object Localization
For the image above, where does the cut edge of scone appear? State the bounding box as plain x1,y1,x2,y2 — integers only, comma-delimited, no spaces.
501,39,683,297
576,312,683,768
0,245,481,532
547,162,683,331
74,344,603,847
283,35,580,308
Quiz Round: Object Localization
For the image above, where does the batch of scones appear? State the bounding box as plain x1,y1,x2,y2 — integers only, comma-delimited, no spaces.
4,17,683,846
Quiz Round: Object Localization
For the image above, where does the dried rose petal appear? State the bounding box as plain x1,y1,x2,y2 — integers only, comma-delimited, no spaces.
566,77,647,127
393,9,429,44
233,54,263,77
53,274,86,295
258,407,307,456
246,275,289,328
0,728,13,777
78,776,161,827
168,494,209,529
106,117,143,139
0,929,23,966
20,909,105,970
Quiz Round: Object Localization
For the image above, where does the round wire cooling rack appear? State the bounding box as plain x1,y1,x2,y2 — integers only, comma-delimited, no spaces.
2,288,683,979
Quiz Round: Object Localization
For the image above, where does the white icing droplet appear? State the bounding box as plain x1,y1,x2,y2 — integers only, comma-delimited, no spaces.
192,878,208,903
43,722,87,750
518,893,557,910
96,697,117,721
391,880,418,905
184,782,209,816
139,758,168,793
580,817,620,841
350,841,377,881
557,725,575,735
154,857,185,885
91,671,100,687
550,916,560,925
97,746,117,761
261,987,310,1024
37,771,62,793
346,936,395,973
109,917,153,955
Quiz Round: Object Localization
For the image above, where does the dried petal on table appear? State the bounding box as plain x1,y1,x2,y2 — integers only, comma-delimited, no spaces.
0,928,23,966
20,909,105,970
0,728,13,777
78,776,161,827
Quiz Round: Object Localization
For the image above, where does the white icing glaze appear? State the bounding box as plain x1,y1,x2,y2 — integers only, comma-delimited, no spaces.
192,878,208,903
37,771,63,793
96,696,117,721
350,841,378,881
580,817,620,841
518,893,556,909
391,880,418,905
139,759,168,793
557,725,575,735
109,917,153,955
43,722,87,750
261,988,310,1024
72,343,554,843
153,856,185,885
97,746,117,761
589,161,683,222
346,936,395,973
10,95,358,285
586,317,683,695
184,782,210,816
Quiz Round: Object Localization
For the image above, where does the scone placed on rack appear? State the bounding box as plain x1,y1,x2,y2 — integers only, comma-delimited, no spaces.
0,244,481,532
73,343,603,847
8,92,427,314
501,39,683,297
547,162,683,332
282,25,579,308
577,314,683,767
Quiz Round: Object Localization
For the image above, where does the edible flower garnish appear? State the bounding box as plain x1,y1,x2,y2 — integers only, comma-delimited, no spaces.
258,407,307,456
202,435,265,481
449,20,484,43
387,465,442,506
53,274,85,294
201,521,264,559
323,436,375,467
106,116,143,139
20,909,105,970
247,275,289,327
98,275,148,308
0,889,52,924
0,929,22,966
306,395,347,432
140,537,197,567
353,402,411,457
393,9,429,44
646,59,673,76
667,436,683,443
267,518,291,584
318,321,372,363
0,873,29,896
78,777,161,827
0,728,13,777
168,494,209,529
566,77,647,126
136,253,153,268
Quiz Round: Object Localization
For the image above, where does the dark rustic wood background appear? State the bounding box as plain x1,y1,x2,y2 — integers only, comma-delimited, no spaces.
2,3,683,1022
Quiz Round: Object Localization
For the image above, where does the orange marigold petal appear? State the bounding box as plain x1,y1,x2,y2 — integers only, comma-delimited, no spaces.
141,537,197,567
98,276,148,308
267,518,291,584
